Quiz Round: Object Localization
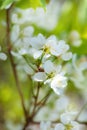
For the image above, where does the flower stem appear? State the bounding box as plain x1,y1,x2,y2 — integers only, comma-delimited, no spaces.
6,7,28,122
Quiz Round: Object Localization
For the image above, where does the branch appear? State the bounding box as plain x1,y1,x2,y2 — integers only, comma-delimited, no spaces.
75,101,87,121
6,7,28,121
32,90,51,118
30,83,40,119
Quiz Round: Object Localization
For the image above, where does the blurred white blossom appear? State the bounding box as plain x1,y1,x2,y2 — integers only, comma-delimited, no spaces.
0,46,7,60
40,121,53,130
65,54,87,89
69,30,82,47
11,0,61,31
11,25,34,49
55,112,79,130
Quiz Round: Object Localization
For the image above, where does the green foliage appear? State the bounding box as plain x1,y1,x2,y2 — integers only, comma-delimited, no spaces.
16,0,46,9
40,0,46,8
0,0,14,9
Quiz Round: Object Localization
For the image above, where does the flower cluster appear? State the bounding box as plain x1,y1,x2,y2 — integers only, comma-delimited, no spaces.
40,112,79,130
10,0,72,95
69,30,82,47
65,54,87,89
40,96,79,130
11,25,72,95
11,0,61,31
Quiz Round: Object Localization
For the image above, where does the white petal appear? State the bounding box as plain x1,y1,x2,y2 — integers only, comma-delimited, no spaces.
44,78,52,84
33,50,43,59
47,35,57,41
61,112,77,125
71,121,79,130
14,39,22,48
19,49,27,55
23,37,31,45
56,96,69,112
29,34,45,49
0,53,7,60
24,64,34,75
11,13,18,24
33,72,47,82
55,65,62,73
79,61,87,71
11,25,20,43
43,60,54,74
51,74,67,95
57,41,69,55
23,26,34,37
40,121,51,130
51,74,67,89
11,51,22,58
53,87,64,95
73,40,82,47
40,122,45,130
55,123,65,130
45,39,58,56
62,52,72,61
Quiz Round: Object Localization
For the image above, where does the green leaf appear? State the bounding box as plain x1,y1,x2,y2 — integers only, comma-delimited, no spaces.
1,0,14,9
16,0,47,9
40,0,46,8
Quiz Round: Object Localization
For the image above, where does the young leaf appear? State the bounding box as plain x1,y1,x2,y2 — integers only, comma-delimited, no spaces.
16,0,46,9
1,0,16,9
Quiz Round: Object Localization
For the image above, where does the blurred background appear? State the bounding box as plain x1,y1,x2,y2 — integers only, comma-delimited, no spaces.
0,0,87,129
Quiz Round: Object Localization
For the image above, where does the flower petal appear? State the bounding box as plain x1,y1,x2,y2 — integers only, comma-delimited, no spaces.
55,123,65,130
0,53,7,60
43,60,54,74
33,72,47,82
61,112,77,125
33,50,43,59
51,74,67,89
62,52,72,61
23,26,34,37
11,25,20,43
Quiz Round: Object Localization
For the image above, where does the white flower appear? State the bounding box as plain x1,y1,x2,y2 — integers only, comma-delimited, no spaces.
29,33,46,50
55,123,65,130
55,112,79,130
0,46,7,61
40,121,52,130
57,40,72,61
29,34,46,59
33,59,67,95
61,112,77,125
43,35,58,56
69,30,82,47
11,0,61,31
66,54,87,89
33,60,61,82
11,25,34,48
43,60,61,74
29,34,59,59
61,52,72,61
55,96,69,112
51,73,67,95
33,72,47,82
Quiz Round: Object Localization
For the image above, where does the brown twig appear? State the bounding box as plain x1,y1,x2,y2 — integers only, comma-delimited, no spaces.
30,83,41,119
31,90,51,119
6,7,28,121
